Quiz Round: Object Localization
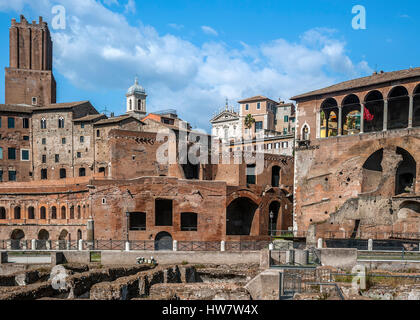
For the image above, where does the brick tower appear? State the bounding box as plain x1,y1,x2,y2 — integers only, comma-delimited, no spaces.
5,15,56,106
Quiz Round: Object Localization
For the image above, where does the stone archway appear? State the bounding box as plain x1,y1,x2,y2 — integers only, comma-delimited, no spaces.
268,201,281,236
226,197,258,235
395,147,416,195
10,229,25,250
154,232,173,251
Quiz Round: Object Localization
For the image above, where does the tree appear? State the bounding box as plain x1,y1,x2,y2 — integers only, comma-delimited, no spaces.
244,114,255,129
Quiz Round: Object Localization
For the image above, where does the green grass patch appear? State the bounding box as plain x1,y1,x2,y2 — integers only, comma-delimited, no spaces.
90,252,101,263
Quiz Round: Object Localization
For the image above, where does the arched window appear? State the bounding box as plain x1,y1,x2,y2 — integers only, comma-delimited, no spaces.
77,205,81,219
413,84,420,128
320,98,338,138
51,206,57,219
58,116,65,128
40,206,46,219
129,99,132,110
138,99,141,110
61,206,66,219
364,90,384,132
302,124,310,141
70,206,74,219
388,86,409,130
342,94,361,135
14,206,21,219
226,198,258,235
60,168,66,179
0,207,6,219
28,206,35,219
395,147,416,195
40,118,47,129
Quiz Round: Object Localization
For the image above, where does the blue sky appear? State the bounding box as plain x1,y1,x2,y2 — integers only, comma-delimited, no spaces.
0,0,418,131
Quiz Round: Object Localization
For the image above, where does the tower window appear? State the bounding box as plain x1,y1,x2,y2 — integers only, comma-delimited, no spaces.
58,117,65,128
55,154,59,163
62,138,66,144
42,155,46,163
32,97,37,105
96,130,100,137
138,100,141,110
41,118,47,129
80,136,84,143
23,118,29,128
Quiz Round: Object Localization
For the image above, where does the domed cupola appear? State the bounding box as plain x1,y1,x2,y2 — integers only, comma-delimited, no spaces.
126,77,147,119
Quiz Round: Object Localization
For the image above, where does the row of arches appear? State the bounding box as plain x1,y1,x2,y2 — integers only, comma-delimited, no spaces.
226,198,288,235
320,85,420,138
0,204,89,220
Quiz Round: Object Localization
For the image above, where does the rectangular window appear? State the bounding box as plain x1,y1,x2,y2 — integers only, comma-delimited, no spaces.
55,154,59,163
129,212,146,231
255,121,263,132
23,136,29,141
23,118,29,128
8,117,15,129
42,138,46,145
0,171,3,182
257,102,261,110
284,115,289,122
181,212,198,231
81,123,85,129
0,117,2,128
8,148,16,160
155,199,173,226
283,128,288,135
62,138,66,144
245,104,249,111
80,136,84,143
0,147,3,159
8,170,16,181
246,164,256,185
42,155,46,163
32,97,37,105
41,169,47,180
21,149,29,161
77,152,82,158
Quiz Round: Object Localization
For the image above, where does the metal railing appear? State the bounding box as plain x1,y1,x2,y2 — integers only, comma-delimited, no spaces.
178,241,220,251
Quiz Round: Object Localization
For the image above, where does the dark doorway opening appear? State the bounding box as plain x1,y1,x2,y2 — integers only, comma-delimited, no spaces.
268,201,280,235
226,197,258,235
272,166,280,187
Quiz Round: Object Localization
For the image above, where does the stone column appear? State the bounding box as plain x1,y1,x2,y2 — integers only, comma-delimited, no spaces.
31,239,36,251
383,99,388,131
286,250,295,264
78,239,83,251
408,95,414,128
338,107,342,136
360,104,365,133
125,241,130,252
87,218,94,249
46,240,51,250
173,240,178,252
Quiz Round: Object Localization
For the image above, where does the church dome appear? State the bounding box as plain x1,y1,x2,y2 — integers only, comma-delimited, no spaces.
126,77,146,96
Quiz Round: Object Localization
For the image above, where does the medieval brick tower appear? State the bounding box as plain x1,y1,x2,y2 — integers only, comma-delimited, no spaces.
5,15,56,106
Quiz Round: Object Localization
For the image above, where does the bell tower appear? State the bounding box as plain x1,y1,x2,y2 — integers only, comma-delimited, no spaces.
126,77,147,119
5,15,56,106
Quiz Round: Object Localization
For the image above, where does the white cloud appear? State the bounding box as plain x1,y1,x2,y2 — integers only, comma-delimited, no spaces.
168,23,184,30
201,25,218,36
0,0,372,131
124,0,135,14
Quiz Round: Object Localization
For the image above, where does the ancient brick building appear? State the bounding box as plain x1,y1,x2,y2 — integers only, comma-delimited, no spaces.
0,15,294,247
292,68,420,242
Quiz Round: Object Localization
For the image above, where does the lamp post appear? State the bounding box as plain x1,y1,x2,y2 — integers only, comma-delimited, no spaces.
269,211,274,243
126,211,130,242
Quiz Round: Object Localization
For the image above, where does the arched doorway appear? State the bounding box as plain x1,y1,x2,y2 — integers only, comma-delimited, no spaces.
320,98,338,138
364,90,384,132
268,201,281,236
37,229,49,250
342,94,361,135
271,166,280,187
395,147,416,195
362,149,384,193
226,197,258,235
58,229,69,250
154,232,173,251
77,230,82,241
10,229,25,250
388,86,409,130
0,207,6,219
